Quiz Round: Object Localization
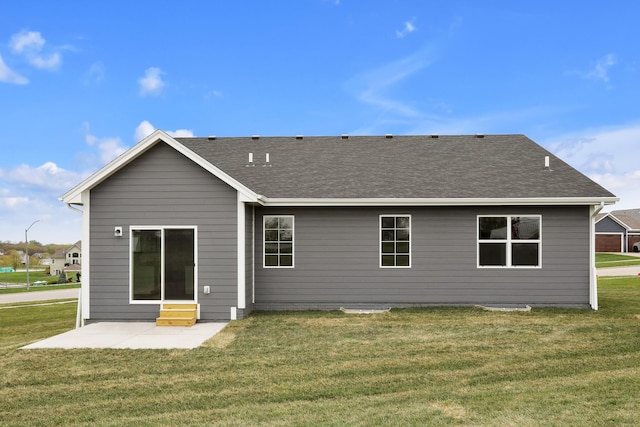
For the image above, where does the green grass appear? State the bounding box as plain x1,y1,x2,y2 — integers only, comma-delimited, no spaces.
596,252,640,268
1,279,639,426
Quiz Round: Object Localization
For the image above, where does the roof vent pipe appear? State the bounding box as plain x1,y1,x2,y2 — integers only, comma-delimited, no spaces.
544,155,551,170
264,153,271,167
246,152,255,167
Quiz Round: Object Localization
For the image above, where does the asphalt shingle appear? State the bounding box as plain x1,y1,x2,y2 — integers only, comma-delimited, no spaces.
176,134,615,200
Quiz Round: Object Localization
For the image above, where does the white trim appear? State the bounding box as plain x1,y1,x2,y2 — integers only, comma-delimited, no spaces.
477,215,542,269
590,205,602,310
128,225,198,304
81,190,90,321
263,215,295,268
252,206,256,304
379,214,412,268
260,197,619,207
60,130,261,205
237,194,246,310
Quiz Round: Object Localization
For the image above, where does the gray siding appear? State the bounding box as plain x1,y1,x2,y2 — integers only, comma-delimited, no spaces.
254,206,592,309
596,216,626,233
89,142,238,321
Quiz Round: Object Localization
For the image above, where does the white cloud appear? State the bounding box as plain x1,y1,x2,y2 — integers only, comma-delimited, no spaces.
138,67,166,96
135,120,194,141
9,30,62,70
83,123,129,164
2,162,82,192
83,61,105,85
586,53,616,83
347,44,437,118
396,19,417,39
543,124,640,210
0,54,28,84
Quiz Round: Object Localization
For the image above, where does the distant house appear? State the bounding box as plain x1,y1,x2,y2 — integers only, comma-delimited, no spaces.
50,241,82,276
61,131,617,324
595,209,640,252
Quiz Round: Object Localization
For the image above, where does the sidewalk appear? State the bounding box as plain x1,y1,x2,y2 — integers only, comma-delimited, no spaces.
0,288,80,304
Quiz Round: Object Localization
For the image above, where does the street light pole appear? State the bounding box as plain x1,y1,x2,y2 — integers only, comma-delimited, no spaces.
25,219,40,290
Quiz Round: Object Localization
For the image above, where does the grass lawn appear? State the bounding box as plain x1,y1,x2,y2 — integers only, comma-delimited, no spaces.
1,279,639,426
596,252,640,268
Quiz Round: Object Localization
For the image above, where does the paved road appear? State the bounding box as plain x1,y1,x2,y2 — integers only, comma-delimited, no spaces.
0,288,80,304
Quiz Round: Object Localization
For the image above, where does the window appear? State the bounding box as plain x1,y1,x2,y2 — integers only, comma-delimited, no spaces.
131,227,196,301
264,216,294,267
478,215,541,267
380,215,411,268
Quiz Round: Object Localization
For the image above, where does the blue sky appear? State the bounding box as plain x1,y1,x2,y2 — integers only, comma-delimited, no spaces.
1,1,639,244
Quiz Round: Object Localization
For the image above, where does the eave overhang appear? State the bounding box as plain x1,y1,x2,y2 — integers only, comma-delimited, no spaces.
258,196,620,207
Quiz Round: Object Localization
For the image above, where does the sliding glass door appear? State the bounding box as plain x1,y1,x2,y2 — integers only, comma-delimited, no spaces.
131,227,196,302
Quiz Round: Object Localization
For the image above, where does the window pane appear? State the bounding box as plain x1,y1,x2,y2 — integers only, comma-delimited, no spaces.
280,243,293,254
479,243,506,266
396,242,409,253
512,217,540,240
396,216,410,228
381,217,395,228
264,230,278,241
279,217,293,229
479,217,507,239
164,229,195,300
265,217,279,229
279,230,293,241
280,255,293,266
132,230,161,300
512,243,539,266
382,230,395,241
396,230,410,241
265,243,278,254
382,242,395,253
265,255,279,266
396,255,410,266
381,255,395,266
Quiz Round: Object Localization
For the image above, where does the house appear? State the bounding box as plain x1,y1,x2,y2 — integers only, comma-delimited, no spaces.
60,131,617,323
50,241,82,276
595,209,640,252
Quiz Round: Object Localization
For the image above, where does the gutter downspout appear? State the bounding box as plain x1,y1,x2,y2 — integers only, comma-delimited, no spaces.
590,202,605,310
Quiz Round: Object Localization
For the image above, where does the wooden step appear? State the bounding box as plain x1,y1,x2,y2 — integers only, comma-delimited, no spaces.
156,317,196,327
156,303,197,327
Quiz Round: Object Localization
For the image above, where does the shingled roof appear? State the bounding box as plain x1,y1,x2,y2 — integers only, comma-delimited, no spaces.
175,134,616,200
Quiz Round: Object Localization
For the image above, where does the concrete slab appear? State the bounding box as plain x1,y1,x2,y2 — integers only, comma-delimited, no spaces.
21,322,228,350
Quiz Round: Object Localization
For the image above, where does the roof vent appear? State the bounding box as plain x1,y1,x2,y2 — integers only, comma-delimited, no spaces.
475,133,485,139
251,135,260,140
207,135,217,140
341,134,349,139
295,135,304,140
385,134,393,139
430,134,439,139
246,152,255,167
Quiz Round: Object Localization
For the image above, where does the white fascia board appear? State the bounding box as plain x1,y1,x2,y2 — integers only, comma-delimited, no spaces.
60,129,261,205
260,197,619,207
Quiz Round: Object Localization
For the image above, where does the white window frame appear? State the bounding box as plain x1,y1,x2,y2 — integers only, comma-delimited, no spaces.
263,215,295,268
379,214,412,268
477,215,542,269
129,225,198,304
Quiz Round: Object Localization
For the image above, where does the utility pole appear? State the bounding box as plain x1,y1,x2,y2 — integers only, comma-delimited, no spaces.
25,219,40,290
